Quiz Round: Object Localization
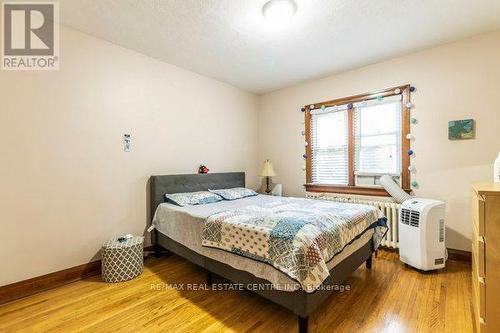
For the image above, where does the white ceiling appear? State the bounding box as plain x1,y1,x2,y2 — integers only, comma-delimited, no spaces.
53,1,500,93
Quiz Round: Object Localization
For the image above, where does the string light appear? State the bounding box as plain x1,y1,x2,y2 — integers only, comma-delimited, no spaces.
401,86,417,188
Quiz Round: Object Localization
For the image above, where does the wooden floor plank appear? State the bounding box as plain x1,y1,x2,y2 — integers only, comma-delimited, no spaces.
0,250,472,333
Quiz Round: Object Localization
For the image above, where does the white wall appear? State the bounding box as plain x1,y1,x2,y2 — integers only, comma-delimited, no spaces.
0,27,259,286
258,30,500,251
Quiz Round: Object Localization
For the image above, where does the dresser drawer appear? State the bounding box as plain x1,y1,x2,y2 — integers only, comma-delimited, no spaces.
472,273,487,331
479,279,486,325
472,277,479,332
472,191,485,236
472,222,486,278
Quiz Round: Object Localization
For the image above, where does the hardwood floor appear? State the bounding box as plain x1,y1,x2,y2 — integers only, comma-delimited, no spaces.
0,250,473,333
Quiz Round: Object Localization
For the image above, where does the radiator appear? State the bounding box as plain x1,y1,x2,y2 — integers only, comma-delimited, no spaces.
305,192,400,249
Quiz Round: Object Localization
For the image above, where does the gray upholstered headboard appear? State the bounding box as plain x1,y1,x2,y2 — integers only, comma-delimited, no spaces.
149,172,245,222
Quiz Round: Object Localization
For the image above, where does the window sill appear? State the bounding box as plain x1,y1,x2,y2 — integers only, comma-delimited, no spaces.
304,184,411,197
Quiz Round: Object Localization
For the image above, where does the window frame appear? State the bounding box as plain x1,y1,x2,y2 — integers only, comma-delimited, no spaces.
304,85,411,196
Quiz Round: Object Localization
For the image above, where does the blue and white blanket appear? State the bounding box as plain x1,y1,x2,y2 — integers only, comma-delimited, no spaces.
202,197,387,293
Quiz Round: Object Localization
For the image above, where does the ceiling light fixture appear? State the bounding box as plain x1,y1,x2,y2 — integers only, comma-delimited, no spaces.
262,0,297,22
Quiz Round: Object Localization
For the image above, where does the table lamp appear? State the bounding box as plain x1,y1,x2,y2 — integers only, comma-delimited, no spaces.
260,160,276,194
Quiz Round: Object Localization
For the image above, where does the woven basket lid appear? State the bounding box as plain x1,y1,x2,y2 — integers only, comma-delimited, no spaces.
103,236,143,249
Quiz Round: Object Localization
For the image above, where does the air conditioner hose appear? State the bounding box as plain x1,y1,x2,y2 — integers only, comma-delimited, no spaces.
380,175,412,204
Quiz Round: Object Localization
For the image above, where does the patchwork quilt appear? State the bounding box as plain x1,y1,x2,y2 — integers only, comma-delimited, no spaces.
202,197,387,293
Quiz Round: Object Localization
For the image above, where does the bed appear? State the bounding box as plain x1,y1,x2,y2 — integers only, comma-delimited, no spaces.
149,172,387,333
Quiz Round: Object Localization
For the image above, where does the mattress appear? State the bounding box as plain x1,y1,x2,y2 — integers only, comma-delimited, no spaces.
152,194,375,292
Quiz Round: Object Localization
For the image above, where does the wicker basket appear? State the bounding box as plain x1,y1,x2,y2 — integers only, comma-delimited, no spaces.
101,236,144,283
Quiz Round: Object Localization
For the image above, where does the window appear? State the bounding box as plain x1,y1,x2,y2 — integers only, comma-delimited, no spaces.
305,85,411,196
311,109,348,185
354,95,402,185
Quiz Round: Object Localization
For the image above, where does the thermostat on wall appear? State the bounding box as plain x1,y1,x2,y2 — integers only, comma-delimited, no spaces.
123,134,131,152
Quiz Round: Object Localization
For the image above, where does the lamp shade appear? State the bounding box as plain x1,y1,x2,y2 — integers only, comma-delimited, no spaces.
259,160,276,177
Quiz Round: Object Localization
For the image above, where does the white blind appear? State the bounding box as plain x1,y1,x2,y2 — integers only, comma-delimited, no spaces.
310,108,348,185
354,96,402,176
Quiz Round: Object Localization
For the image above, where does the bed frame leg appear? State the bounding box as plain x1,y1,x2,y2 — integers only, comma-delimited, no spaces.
298,316,308,333
152,229,161,258
154,245,162,258
206,271,213,287
366,255,373,269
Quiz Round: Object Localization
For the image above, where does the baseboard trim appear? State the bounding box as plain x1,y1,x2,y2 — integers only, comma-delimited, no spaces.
143,245,155,253
447,248,472,263
379,246,471,264
0,260,101,305
0,245,471,306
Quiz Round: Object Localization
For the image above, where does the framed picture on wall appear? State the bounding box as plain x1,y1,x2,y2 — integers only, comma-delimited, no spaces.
448,119,475,140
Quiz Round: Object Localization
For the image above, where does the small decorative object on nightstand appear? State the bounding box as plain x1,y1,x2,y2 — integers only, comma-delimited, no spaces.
260,160,276,194
101,235,144,283
271,183,282,196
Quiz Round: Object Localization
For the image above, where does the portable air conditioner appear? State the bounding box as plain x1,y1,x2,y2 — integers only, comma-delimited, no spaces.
398,198,446,271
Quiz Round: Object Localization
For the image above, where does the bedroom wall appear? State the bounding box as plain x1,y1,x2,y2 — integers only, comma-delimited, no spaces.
258,30,500,252
0,27,259,286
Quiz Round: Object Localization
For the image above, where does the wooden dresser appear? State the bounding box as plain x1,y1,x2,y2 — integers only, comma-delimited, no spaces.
472,182,500,333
